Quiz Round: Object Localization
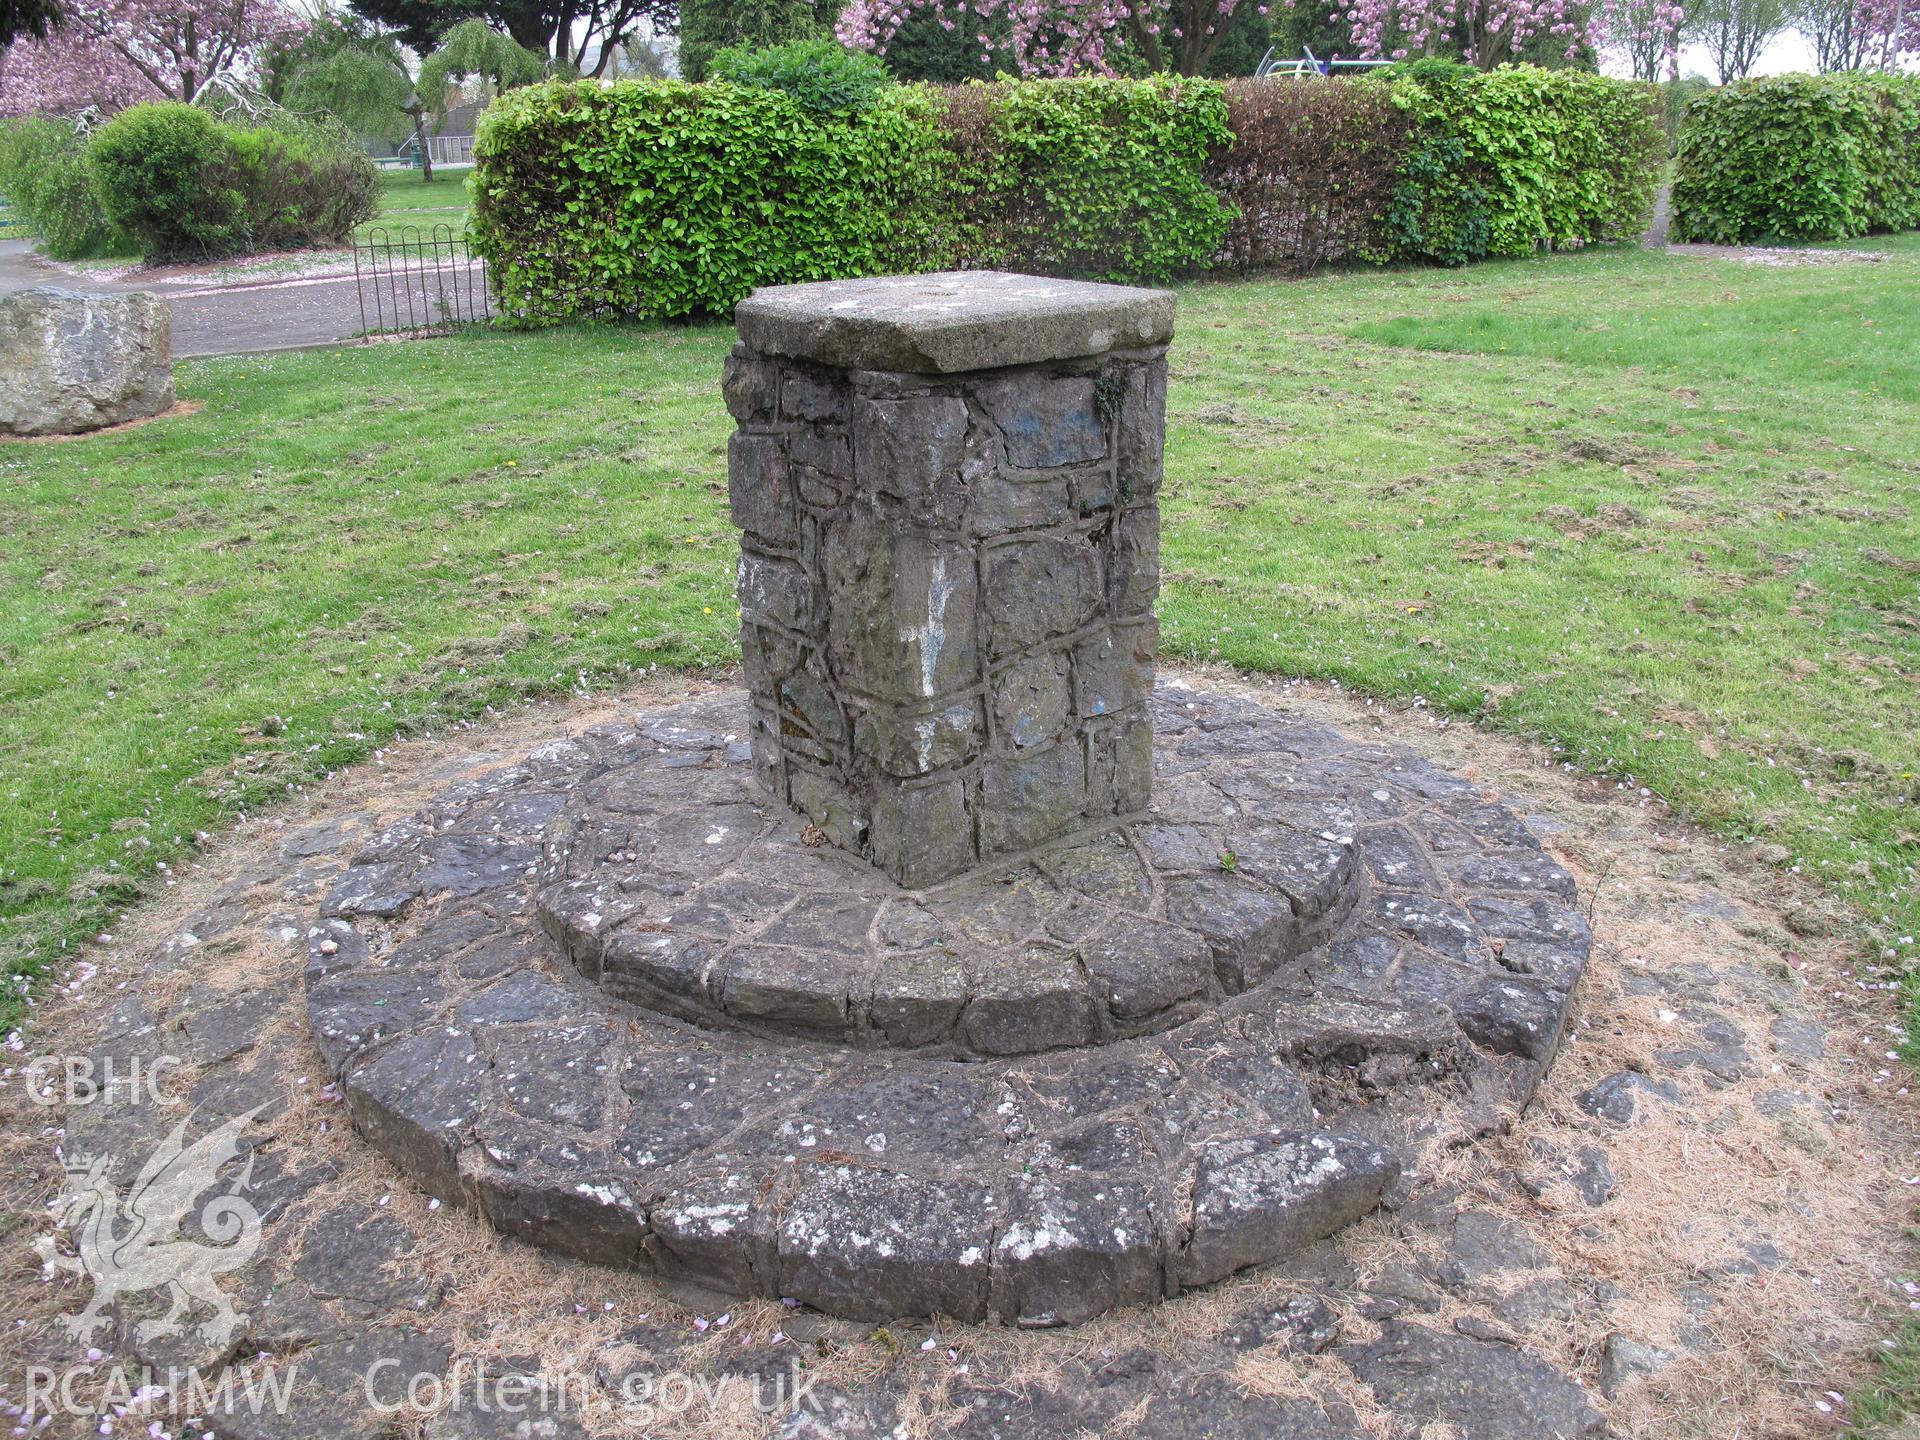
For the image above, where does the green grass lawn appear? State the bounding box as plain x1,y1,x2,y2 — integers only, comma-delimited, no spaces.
358,168,473,242
4,239,1917,1057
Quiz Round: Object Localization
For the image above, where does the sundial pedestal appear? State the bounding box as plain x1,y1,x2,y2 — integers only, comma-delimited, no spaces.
726,271,1173,888
304,273,1594,1328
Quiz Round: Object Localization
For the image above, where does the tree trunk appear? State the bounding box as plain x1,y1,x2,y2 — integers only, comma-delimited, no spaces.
1128,14,1167,72
410,108,435,183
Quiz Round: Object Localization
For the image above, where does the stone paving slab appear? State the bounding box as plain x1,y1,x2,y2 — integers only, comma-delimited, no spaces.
302,682,1589,1326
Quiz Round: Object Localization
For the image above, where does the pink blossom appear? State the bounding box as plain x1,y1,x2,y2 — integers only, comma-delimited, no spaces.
1599,0,1683,78
0,0,306,114
838,0,1259,74
1340,0,1605,67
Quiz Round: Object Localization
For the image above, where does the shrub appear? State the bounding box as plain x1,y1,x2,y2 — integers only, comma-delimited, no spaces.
680,0,827,83
709,37,893,115
86,102,377,263
1380,125,1493,267
228,126,380,251
1528,72,1668,249
87,103,249,262
472,79,951,323
0,115,131,260
1673,74,1920,243
222,104,380,250
1381,57,1479,90
1207,79,1412,273
1852,77,1920,236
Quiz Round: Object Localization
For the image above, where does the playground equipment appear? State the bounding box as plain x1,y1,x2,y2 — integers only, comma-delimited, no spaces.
1254,45,1393,77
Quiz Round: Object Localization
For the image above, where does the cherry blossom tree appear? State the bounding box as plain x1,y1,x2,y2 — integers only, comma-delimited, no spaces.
1328,0,1604,67
1601,0,1684,75
0,0,306,114
1797,0,1917,68
1865,0,1918,65
836,0,1272,78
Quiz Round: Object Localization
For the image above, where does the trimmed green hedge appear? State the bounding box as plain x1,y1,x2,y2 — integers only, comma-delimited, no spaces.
1672,74,1920,244
948,76,1235,282
1394,64,1664,258
472,81,950,322
473,65,1664,325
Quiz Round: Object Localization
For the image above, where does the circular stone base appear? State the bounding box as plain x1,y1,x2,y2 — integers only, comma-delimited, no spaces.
305,683,1590,1327
534,705,1367,1057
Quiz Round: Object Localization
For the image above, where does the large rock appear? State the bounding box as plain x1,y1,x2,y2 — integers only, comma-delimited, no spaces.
0,287,174,436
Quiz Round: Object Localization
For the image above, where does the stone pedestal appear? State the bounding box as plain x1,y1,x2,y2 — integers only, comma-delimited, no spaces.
726,272,1174,887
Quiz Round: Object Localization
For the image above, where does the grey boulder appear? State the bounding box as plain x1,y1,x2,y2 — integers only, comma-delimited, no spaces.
0,287,174,436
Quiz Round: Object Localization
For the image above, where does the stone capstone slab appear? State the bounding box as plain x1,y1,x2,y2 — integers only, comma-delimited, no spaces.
0,286,174,436
733,271,1175,375
304,685,1590,1327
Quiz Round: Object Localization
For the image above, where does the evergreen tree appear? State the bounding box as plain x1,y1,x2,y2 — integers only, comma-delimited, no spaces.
679,0,833,80
1,0,64,47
